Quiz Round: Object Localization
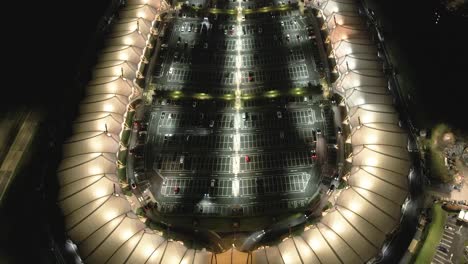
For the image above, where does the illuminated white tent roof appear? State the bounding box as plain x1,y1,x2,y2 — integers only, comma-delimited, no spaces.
128,0,162,7
344,86,393,108
326,11,365,29
62,131,120,157
336,53,383,74
112,17,154,36
55,0,410,262
72,113,124,135
79,94,129,115
93,60,139,80
348,104,400,128
119,5,158,21
328,24,369,43
335,69,387,94
332,38,378,58
106,30,149,49
317,0,359,17
98,45,144,65
86,76,135,97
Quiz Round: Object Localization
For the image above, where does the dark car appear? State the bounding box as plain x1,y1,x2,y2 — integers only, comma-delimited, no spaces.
437,245,449,254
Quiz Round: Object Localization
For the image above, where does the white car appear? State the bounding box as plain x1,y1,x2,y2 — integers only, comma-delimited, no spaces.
169,67,173,74
209,120,215,127
277,111,282,118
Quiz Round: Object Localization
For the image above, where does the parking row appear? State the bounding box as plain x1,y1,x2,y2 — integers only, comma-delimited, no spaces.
432,215,459,264
156,109,320,129
157,197,310,216
152,128,318,151
172,49,306,69
166,65,309,84
240,128,319,149
160,173,310,197
153,150,315,173
239,151,314,171
211,36,302,51
154,134,233,150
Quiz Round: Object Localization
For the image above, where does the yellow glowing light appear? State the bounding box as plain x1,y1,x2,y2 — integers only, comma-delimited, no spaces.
265,90,279,98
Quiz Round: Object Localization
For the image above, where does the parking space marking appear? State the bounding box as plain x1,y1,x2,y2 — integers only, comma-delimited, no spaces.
441,238,452,244
432,255,446,264
442,233,453,239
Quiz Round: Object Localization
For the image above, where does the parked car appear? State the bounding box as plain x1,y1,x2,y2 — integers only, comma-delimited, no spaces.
311,149,317,159
437,245,449,254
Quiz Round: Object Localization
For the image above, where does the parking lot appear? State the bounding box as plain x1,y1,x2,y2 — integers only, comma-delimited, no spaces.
139,1,334,218
431,214,467,264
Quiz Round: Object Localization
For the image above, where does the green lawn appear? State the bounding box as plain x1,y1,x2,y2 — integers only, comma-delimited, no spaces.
414,204,447,264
